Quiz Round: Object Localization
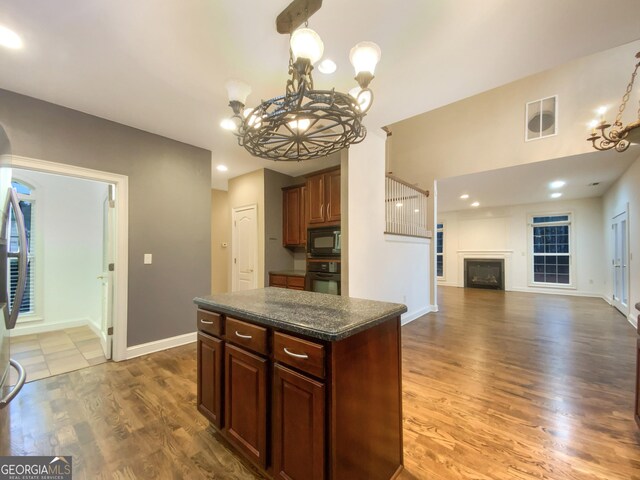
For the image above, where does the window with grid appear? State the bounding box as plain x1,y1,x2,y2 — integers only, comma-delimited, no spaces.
10,180,36,315
531,214,570,285
436,223,444,278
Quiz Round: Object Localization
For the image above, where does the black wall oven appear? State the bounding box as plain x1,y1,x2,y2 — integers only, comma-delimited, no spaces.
307,226,341,258
306,261,341,295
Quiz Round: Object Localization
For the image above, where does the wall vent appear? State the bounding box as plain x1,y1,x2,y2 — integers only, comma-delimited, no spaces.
525,95,557,141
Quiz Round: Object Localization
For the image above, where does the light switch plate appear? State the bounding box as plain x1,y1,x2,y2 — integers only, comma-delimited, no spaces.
144,253,152,264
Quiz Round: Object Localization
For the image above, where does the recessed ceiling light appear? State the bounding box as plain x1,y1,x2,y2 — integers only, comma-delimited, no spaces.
318,59,337,74
220,118,236,131
549,180,565,189
0,25,22,50
460,194,469,199
471,201,480,207
216,165,228,172
551,192,562,199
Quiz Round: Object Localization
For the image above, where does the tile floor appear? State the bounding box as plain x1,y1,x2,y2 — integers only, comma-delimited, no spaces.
9,325,107,383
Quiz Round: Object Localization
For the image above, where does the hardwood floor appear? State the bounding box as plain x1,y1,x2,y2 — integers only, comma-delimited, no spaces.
399,287,640,480
2,287,639,479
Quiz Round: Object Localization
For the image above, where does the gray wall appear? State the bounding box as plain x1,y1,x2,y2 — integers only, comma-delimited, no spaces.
264,168,297,284
0,89,211,347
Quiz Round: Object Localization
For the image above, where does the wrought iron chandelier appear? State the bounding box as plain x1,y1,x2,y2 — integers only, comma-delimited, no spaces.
220,0,381,161
587,51,640,152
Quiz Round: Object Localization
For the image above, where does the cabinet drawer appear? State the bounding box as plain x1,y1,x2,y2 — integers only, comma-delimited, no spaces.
197,309,223,337
226,317,268,356
287,276,306,289
274,332,325,379
270,274,287,288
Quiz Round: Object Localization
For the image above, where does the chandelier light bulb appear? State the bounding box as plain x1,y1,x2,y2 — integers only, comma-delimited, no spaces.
318,59,337,74
290,28,324,65
597,106,607,116
288,118,311,132
220,118,237,131
349,41,382,75
225,80,252,104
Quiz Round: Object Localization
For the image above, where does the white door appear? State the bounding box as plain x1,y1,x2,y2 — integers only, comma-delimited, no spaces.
611,211,629,316
98,186,115,359
232,205,258,291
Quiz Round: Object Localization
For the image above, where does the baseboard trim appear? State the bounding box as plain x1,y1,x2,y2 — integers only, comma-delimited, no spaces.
11,318,91,337
509,287,604,299
126,332,197,360
401,305,436,326
627,313,638,329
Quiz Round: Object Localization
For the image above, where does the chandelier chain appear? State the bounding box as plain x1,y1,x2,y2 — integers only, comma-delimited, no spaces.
615,60,640,125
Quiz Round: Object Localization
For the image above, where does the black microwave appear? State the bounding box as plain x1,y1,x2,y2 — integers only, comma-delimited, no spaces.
307,226,341,258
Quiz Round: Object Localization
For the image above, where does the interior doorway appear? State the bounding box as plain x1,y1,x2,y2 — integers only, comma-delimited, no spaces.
611,210,629,316
232,205,258,291
9,168,113,381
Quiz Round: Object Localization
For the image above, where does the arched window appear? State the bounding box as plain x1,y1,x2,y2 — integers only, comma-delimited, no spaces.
10,179,37,316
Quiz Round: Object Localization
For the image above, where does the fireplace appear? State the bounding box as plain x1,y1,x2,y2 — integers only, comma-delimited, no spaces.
464,259,504,290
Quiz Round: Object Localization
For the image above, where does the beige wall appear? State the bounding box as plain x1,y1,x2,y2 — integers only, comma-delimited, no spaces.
211,189,230,293
228,169,265,288
387,39,640,306
389,39,640,188
603,154,640,326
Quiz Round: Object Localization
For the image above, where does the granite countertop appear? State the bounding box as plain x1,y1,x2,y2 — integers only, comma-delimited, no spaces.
269,270,307,277
194,287,407,341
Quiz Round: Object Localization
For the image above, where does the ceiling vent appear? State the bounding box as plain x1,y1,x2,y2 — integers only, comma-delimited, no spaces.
525,95,557,141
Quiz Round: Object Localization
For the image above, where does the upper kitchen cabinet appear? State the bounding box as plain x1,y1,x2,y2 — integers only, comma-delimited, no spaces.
307,168,340,227
282,184,307,248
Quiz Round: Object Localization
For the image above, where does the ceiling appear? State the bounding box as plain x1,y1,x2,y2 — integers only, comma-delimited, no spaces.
1,1,640,189
437,147,639,212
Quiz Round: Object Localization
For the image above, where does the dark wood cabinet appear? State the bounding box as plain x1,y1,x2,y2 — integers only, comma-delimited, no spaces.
282,184,307,248
225,343,268,468
269,273,306,291
306,168,340,227
196,306,403,480
273,364,325,480
197,332,223,428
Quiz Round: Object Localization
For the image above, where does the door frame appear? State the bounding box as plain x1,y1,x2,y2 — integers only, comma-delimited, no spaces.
611,207,630,317
232,204,258,292
10,155,129,361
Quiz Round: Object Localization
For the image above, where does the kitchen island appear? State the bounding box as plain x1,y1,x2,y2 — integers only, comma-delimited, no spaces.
194,287,407,480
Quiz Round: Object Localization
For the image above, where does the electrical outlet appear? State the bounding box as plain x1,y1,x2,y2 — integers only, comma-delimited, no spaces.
144,253,152,264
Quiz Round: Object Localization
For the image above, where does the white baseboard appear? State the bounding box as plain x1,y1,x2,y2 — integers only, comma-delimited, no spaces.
11,318,91,337
628,313,638,329
126,332,197,360
509,287,604,300
437,281,458,287
401,305,437,326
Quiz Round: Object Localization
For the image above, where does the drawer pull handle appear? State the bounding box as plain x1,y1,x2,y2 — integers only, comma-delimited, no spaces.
284,347,308,359
235,331,253,339
200,319,214,325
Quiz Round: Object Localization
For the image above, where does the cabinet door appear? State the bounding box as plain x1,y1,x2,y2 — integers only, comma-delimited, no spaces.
273,364,325,480
283,187,301,246
197,332,223,428
325,169,341,223
300,185,308,245
307,174,325,225
225,344,268,468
